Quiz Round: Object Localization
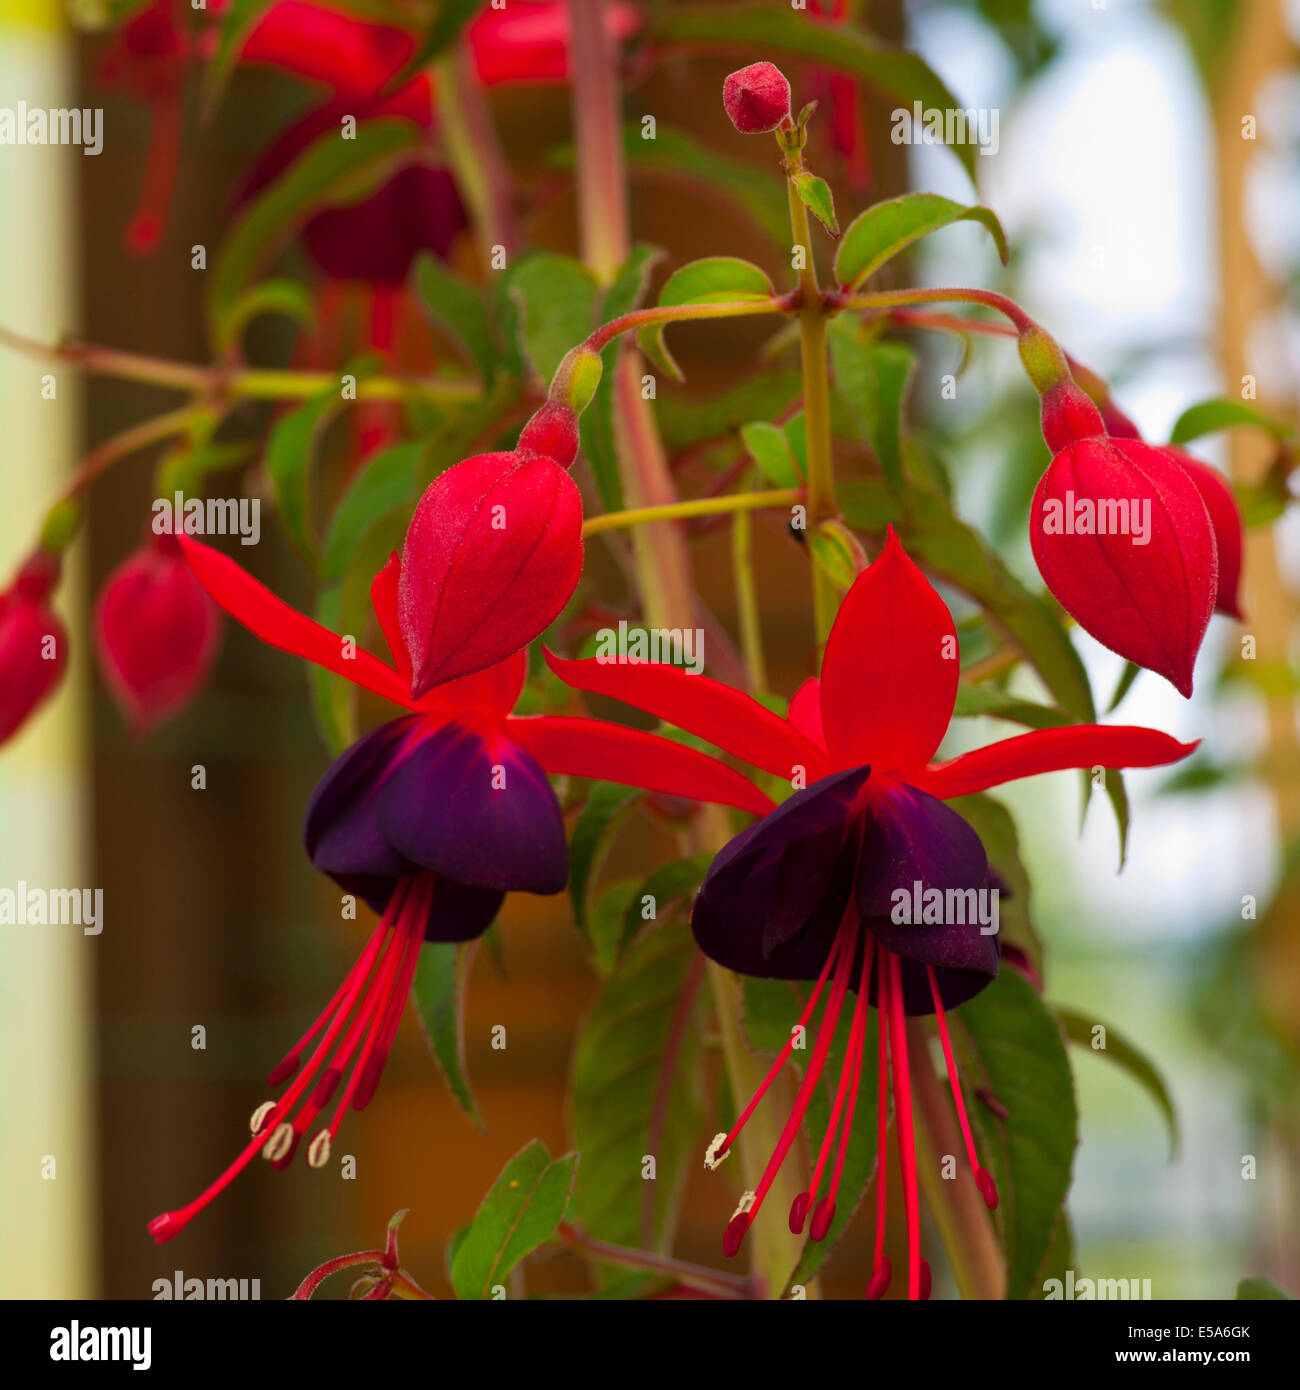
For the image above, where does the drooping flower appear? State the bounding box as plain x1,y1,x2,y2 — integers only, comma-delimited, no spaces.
148,536,770,1244
1025,356,1219,697
0,551,67,745
1095,399,1245,621
548,528,1196,1298
93,529,222,734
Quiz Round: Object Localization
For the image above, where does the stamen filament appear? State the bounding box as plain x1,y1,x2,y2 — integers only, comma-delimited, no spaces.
887,952,921,1299
927,964,999,1211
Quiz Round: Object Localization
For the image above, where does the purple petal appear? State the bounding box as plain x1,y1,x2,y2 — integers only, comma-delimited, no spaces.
304,716,421,882
421,879,506,943
376,720,567,894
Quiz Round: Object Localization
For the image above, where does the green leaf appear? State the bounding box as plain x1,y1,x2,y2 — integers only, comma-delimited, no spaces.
951,683,1070,730
657,371,804,450
956,969,1078,1301
321,442,420,582
641,257,775,382
589,880,641,976
383,0,479,95
1237,1276,1293,1300
613,851,714,970
740,420,803,488
617,124,791,246
1169,397,1292,446
835,193,1008,291
568,783,643,946
412,941,484,1128
580,245,662,512
652,5,983,183
308,584,357,756
1056,1007,1178,1157
948,792,1042,971
214,278,316,355
828,319,915,493
794,172,838,237
1106,659,1142,713
263,393,337,565
509,252,601,385
838,477,1097,720
571,922,708,1258
209,120,418,331
450,1140,577,1300
1030,1211,1075,1300
414,254,497,385
202,0,272,117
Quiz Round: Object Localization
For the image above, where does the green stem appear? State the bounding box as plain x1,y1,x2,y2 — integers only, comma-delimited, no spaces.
585,297,792,354
732,483,767,694
582,488,803,538
906,1019,1005,1300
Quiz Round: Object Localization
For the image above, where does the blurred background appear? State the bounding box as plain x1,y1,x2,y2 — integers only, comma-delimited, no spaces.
0,0,1297,1299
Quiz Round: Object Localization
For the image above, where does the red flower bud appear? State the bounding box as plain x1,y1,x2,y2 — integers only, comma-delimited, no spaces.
0,552,68,745
722,62,792,134
94,530,223,733
398,412,584,696
1165,448,1245,620
1030,435,1217,697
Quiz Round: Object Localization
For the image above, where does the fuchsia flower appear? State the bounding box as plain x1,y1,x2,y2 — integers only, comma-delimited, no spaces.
1029,377,1222,697
548,529,1196,1298
148,535,770,1243
0,552,67,745
93,530,222,734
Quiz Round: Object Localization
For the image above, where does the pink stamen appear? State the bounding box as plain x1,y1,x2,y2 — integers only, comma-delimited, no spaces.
148,875,429,1244
869,940,891,1297
927,964,999,1211
126,97,182,256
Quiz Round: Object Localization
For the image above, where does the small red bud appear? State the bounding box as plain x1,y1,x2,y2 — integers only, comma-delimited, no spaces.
94,530,223,733
516,401,579,469
399,447,584,696
1030,435,1217,697
0,554,67,745
722,62,792,134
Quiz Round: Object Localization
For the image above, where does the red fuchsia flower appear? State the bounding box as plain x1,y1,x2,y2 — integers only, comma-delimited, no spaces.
548,528,1196,1299
148,535,770,1244
1025,346,1219,697
1096,398,1245,621
723,62,794,134
93,530,222,734
0,551,67,746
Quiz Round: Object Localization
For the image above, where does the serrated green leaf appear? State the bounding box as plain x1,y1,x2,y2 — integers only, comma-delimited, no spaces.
957,969,1078,1301
569,783,643,944
509,252,600,386
414,254,496,385
835,193,1008,291
1056,1006,1178,1157
652,5,982,183
616,851,714,968
451,1140,577,1299
1169,397,1292,446
571,922,708,1259
838,477,1097,720
740,420,803,488
209,120,418,331
794,172,838,236
412,940,484,1128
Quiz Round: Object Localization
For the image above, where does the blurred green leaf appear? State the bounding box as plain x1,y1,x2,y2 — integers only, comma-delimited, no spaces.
829,319,915,493
571,922,708,1259
384,0,479,94
450,1140,577,1299
321,441,420,582
308,584,357,756
569,783,643,949
1056,1007,1178,1157
657,371,803,450
214,278,316,355
414,254,497,385
209,120,417,330
957,969,1078,1301
202,0,273,116
612,851,714,971
1169,397,1292,446
510,252,601,384
1237,1277,1293,1300
740,420,803,488
835,194,1007,291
